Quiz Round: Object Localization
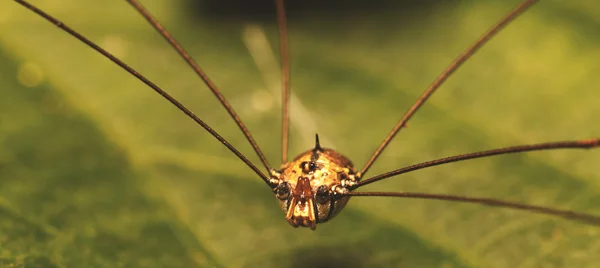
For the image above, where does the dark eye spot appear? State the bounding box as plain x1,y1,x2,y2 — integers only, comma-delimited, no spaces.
300,161,307,170
300,161,317,174
315,185,330,204
276,182,291,200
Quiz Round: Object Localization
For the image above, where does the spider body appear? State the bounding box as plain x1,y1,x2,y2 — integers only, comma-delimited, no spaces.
272,135,358,229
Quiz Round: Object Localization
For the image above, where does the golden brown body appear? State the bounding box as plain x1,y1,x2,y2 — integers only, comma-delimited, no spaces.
271,138,359,230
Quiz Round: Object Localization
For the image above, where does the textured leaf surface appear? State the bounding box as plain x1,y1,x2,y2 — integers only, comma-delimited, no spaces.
1,0,599,267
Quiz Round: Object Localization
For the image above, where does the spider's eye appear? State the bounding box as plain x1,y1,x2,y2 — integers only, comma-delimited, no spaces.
300,161,318,174
315,185,330,204
275,182,291,200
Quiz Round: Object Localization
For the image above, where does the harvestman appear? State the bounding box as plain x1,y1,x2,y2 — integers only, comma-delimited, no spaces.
15,0,600,230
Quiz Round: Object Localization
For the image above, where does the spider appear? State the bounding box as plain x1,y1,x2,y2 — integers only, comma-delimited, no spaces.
14,0,600,233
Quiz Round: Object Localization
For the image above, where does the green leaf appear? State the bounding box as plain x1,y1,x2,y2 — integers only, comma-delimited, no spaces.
1,0,599,267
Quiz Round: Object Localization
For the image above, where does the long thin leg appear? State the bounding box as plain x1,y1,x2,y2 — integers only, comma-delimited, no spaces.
275,0,291,164
14,0,273,186
345,191,600,226
354,138,599,188
126,0,272,173
359,0,539,177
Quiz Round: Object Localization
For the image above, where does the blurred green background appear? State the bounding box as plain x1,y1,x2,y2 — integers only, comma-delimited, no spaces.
1,0,600,267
